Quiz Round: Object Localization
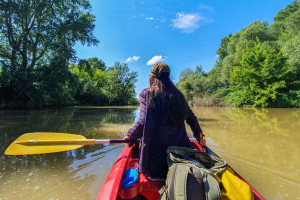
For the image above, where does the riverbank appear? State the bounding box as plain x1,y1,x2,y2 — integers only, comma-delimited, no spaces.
190,93,300,108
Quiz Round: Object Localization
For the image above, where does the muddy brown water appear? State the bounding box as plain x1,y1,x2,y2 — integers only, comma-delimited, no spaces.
0,107,299,199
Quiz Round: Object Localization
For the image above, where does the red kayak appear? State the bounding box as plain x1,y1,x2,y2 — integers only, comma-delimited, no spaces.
97,135,264,200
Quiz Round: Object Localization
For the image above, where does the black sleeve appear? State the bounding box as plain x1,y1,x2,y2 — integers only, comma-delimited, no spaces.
186,106,202,139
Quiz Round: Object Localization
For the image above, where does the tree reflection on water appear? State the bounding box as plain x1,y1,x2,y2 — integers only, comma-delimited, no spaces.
0,107,137,200
2,107,299,199
191,107,300,200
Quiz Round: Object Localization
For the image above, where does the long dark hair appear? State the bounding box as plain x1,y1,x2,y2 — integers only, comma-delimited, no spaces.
148,72,189,126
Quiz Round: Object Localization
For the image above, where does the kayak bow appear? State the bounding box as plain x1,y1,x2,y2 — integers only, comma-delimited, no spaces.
97,133,265,200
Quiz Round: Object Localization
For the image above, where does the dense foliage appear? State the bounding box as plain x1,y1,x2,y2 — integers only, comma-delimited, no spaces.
0,0,138,107
72,59,138,106
177,0,300,107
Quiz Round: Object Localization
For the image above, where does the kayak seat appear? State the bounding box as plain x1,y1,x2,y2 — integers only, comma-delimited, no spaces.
118,155,164,200
118,173,164,200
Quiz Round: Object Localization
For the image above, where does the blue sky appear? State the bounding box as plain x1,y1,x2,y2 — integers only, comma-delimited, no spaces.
75,0,294,96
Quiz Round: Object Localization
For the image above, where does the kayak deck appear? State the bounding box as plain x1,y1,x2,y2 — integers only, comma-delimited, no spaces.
97,142,163,200
97,136,264,200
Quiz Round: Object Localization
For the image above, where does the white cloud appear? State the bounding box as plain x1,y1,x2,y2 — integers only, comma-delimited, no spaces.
171,12,205,33
147,55,166,65
126,56,140,63
145,17,154,20
198,4,215,13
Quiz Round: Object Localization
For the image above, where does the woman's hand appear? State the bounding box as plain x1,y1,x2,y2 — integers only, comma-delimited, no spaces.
199,138,206,146
124,135,136,147
124,136,130,140
197,132,206,146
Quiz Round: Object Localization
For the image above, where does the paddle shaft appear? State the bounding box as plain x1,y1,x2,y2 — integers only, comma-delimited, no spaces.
5,132,196,155
17,139,133,145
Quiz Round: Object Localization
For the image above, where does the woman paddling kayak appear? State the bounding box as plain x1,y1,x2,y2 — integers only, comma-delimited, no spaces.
125,62,205,179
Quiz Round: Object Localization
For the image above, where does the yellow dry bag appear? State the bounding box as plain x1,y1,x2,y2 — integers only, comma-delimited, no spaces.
219,168,254,200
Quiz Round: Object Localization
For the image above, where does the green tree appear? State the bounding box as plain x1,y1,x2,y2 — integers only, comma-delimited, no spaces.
177,1,300,107
72,58,108,105
274,0,300,22
177,74,197,102
85,57,106,71
216,35,231,61
272,1,300,80
0,0,98,70
177,66,210,102
210,1,300,107
104,62,138,105
34,58,79,107
179,67,194,79
226,40,294,107
0,0,98,107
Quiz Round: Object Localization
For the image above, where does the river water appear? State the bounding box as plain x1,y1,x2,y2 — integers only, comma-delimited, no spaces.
0,107,299,200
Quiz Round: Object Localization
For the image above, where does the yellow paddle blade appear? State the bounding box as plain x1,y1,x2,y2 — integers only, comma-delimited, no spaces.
4,132,94,155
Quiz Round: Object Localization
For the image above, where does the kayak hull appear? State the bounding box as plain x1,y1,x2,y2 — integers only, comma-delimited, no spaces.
97,136,264,200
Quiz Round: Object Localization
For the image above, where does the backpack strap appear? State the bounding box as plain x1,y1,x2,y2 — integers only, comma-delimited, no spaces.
204,173,222,200
167,163,179,200
158,185,168,196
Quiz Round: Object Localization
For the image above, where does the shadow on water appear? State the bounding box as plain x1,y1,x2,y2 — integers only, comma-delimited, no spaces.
0,107,138,200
